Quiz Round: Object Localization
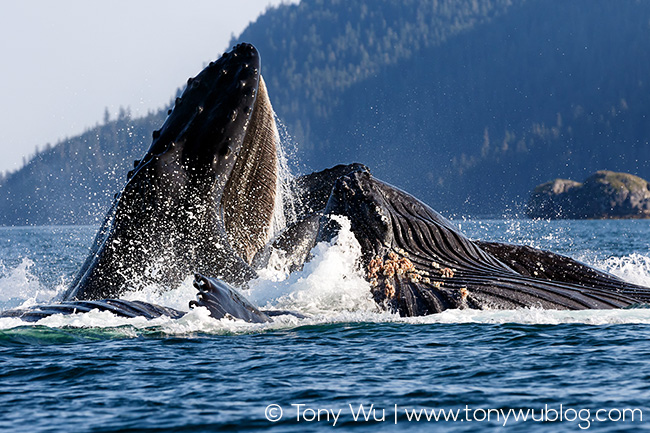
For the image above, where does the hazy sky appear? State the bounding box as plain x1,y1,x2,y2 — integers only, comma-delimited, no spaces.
0,0,297,174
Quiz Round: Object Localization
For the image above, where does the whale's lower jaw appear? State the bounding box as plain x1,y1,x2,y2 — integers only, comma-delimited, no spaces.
0,299,186,322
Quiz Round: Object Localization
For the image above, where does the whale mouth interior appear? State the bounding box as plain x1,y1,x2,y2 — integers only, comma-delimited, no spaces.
222,76,279,264
129,44,280,266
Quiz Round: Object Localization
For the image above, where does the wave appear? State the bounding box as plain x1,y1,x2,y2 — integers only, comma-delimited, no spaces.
2,221,650,336
3,304,650,345
597,253,650,287
0,258,62,310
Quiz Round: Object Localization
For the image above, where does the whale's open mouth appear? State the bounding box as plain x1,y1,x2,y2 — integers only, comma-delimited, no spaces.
13,41,650,321
128,42,279,264
65,43,280,301
222,75,278,264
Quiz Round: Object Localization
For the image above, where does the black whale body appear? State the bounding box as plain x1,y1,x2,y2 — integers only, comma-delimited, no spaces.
3,43,650,323
63,42,274,302
5,274,301,323
316,170,650,315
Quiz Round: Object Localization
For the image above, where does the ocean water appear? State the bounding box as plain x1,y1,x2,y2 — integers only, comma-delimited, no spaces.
1,220,650,432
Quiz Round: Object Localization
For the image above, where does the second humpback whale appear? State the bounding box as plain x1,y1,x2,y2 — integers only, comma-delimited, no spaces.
3,43,650,322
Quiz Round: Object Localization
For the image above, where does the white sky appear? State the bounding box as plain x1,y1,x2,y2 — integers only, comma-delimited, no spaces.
0,0,297,174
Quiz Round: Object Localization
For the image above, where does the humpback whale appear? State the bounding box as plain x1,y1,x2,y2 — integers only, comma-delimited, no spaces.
317,170,650,315
2,273,295,323
64,42,277,301
3,43,650,322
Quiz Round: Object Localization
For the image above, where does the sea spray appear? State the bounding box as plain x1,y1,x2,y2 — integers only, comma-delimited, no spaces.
270,113,300,237
599,253,650,287
0,258,58,309
120,274,197,313
2,221,650,332
249,215,378,315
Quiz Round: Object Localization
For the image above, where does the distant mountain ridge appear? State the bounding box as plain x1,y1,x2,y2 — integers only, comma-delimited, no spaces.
1,0,649,224
238,0,650,215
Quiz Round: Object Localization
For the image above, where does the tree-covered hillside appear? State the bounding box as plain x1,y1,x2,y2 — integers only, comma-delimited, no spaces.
1,0,649,224
237,0,650,215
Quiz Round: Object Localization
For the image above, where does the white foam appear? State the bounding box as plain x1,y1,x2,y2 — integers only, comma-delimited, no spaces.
598,253,650,287
402,307,650,326
247,215,379,315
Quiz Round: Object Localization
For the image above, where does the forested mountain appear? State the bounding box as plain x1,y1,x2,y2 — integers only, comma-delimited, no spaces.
1,0,649,224
238,0,650,215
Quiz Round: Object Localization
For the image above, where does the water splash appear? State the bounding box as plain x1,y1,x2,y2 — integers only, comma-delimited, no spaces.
404,306,650,326
0,258,60,310
120,275,196,312
249,215,378,315
3,220,650,334
270,113,300,237
598,253,650,287
0,217,385,333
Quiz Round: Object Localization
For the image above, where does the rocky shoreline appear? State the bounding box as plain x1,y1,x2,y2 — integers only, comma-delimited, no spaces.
526,170,650,219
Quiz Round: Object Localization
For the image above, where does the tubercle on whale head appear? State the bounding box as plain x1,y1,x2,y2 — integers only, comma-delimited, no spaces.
318,170,419,313
122,42,279,264
318,171,451,315
126,42,262,197
320,169,459,262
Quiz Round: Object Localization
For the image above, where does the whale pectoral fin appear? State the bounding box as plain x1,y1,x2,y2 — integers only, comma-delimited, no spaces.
191,273,270,323
0,299,185,322
475,241,619,283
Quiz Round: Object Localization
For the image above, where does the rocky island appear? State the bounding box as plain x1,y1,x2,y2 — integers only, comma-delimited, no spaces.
526,170,650,219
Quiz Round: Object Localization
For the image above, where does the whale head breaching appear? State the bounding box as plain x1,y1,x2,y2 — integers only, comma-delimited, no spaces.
64,43,279,301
